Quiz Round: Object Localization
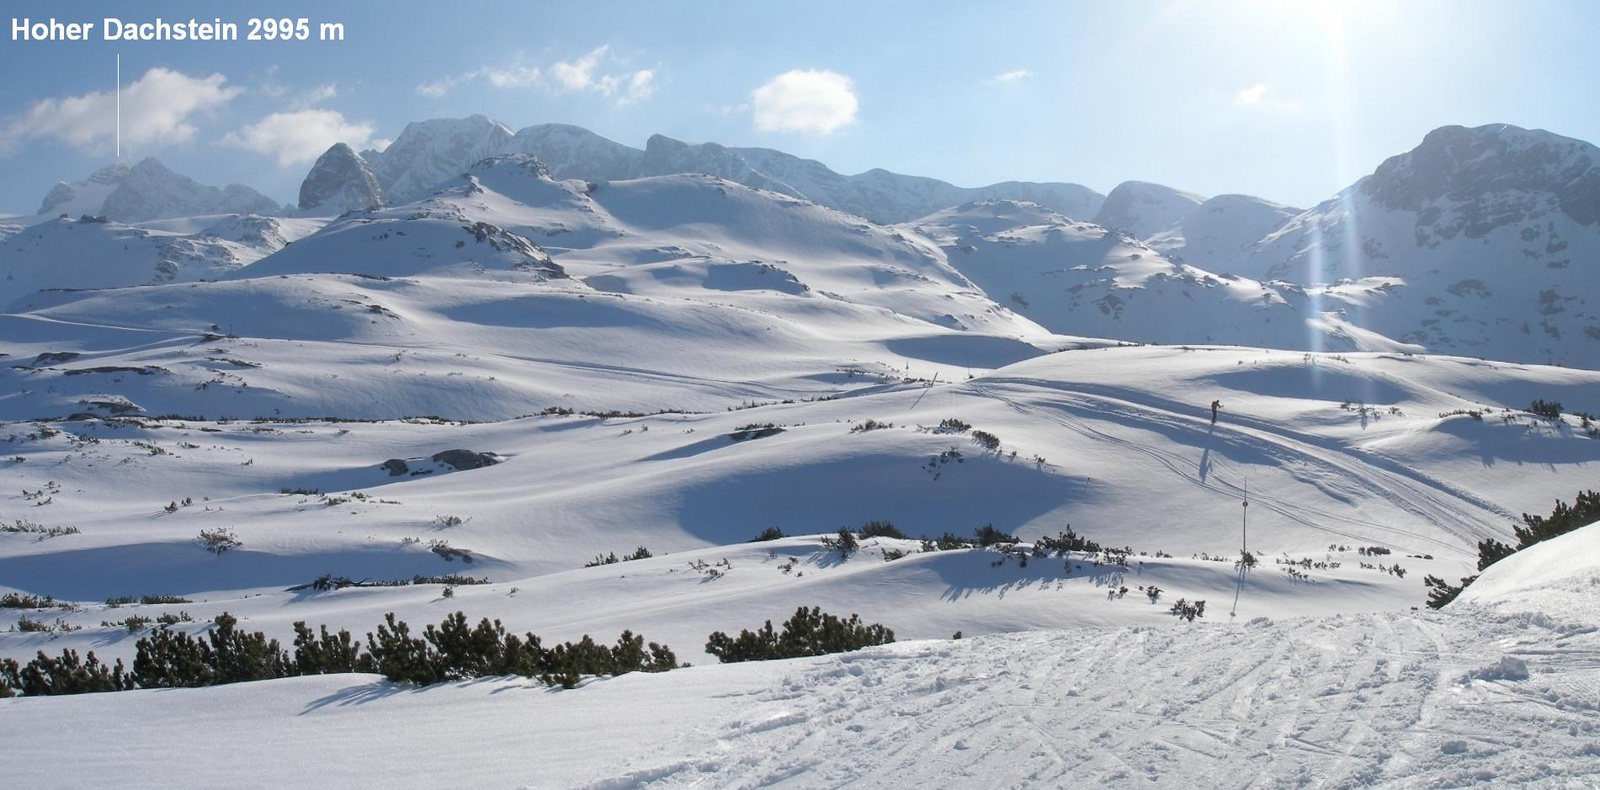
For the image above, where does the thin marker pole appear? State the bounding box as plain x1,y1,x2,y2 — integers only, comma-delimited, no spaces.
1241,471,1249,556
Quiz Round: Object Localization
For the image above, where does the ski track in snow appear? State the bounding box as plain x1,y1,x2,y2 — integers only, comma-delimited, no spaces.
7,605,1595,789
968,379,1504,554
577,610,1600,789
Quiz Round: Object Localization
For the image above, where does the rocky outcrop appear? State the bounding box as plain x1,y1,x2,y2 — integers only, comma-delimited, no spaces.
430,449,500,470
298,143,385,215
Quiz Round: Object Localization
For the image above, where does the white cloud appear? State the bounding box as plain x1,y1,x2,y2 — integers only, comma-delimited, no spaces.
618,69,655,106
417,47,656,106
2,67,240,154
549,46,614,93
482,64,542,90
995,69,1035,83
751,70,858,135
416,74,463,98
221,109,374,167
300,84,338,106
1235,83,1269,105
369,138,392,153
1234,82,1302,112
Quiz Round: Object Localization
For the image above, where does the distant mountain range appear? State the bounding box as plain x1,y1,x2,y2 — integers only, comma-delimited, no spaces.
348,115,1105,224
37,159,285,223
13,119,1598,367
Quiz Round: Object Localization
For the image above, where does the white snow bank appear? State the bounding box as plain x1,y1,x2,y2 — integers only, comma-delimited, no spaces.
1457,520,1600,614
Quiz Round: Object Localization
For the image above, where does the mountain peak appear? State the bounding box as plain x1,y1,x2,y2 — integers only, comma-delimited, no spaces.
1363,122,1600,227
37,158,280,223
38,162,131,216
299,143,385,215
1092,181,1206,239
366,115,516,203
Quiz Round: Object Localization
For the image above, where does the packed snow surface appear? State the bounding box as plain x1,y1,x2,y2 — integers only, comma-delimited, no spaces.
6,563,1598,788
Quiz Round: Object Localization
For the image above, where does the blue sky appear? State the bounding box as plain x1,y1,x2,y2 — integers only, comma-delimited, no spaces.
1,0,1597,214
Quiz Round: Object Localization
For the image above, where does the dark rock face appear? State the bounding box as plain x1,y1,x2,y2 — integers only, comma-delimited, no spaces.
298,143,385,214
382,459,410,476
1362,124,1600,238
430,449,500,470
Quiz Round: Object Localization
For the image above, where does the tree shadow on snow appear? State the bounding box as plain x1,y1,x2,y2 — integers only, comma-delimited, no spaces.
301,681,411,712
932,549,1137,602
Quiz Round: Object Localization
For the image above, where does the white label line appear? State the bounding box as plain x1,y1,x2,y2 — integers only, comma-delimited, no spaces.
116,53,120,158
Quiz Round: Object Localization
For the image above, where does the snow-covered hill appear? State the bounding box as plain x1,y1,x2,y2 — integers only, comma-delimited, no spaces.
3,349,1598,787
0,156,1069,422
0,214,322,307
2,344,1594,609
1456,519,1600,614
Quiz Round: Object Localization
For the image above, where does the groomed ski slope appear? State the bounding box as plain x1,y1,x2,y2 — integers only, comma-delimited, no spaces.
5,524,1598,789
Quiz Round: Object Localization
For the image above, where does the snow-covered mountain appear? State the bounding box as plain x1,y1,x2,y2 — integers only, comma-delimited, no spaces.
919,125,1599,367
1146,193,1300,271
501,122,643,181
362,115,514,204
1092,180,1206,239
1240,124,1600,366
913,200,1407,353
36,162,130,217
33,159,283,223
297,143,385,215
342,117,1105,224
731,145,1104,224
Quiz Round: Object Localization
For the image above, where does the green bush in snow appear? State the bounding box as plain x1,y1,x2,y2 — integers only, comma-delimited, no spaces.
705,606,895,663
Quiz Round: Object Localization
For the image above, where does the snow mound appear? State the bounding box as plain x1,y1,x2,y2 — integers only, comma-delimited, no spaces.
1456,521,1600,614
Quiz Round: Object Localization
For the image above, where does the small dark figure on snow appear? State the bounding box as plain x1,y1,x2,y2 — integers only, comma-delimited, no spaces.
1211,400,1222,424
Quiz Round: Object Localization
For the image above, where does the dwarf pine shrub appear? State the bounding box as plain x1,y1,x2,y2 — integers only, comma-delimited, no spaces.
705,606,895,663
